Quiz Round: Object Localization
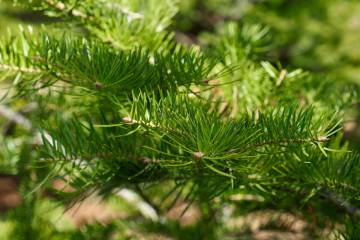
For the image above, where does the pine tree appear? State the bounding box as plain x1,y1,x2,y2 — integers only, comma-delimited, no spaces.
0,0,359,239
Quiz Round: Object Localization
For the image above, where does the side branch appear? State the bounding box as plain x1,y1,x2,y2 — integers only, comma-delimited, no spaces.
241,136,329,153
319,187,360,218
0,63,42,74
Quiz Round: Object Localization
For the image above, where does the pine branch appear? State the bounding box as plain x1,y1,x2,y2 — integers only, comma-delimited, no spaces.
36,95,342,194
0,0,359,238
15,0,179,51
1,34,231,97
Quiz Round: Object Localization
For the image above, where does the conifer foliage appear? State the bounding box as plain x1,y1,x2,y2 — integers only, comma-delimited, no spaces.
0,0,359,239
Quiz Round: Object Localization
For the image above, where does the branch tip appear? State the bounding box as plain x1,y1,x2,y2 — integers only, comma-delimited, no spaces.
316,136,329,142
94,82,103,90
122,117,133,124
193,152,204,160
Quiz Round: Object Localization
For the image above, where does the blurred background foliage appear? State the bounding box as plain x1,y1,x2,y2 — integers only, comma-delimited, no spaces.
176,0,360,83
176,0,360,147
0,0,360,239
